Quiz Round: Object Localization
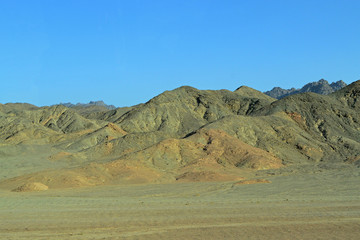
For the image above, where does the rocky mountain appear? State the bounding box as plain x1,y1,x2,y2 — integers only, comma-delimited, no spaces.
0,80,359,191
59,101,116,110
264,79,347,99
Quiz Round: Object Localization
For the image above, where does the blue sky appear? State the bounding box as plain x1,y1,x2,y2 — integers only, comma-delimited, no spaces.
1,0,359,107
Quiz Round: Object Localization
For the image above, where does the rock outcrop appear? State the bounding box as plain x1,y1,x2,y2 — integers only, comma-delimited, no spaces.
264,79,347,99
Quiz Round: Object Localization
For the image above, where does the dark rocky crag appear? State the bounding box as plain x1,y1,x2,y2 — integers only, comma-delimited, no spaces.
60,100,116,110
265,79,347,99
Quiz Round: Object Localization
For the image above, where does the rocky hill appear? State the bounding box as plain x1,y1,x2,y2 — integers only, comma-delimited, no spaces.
0,80,358,191
59,100,116,115
264,79,347,99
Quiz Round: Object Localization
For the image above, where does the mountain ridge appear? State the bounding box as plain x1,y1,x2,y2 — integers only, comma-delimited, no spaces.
0,80,358,191
59,100,116,110
264,79,347,99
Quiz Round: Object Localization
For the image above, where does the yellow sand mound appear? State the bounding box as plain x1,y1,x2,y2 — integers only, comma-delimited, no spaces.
12,182,49,192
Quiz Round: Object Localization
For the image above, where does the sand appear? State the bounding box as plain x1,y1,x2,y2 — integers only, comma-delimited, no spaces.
0,168,359,239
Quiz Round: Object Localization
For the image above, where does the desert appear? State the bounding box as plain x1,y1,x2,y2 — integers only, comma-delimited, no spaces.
0,167,359,239
2,1,360,238
0,80,359,239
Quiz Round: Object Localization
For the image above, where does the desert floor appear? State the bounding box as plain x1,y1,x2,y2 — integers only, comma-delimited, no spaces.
1,167,359,240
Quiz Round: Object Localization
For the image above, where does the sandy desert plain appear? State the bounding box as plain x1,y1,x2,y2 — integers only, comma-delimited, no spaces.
1,81,360,239
0,164,359,239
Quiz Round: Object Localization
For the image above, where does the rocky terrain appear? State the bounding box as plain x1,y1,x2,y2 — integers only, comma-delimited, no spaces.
1,80,360,240
265,79,347,99
58,100,117,115
0,80,359,191
60,100,116,109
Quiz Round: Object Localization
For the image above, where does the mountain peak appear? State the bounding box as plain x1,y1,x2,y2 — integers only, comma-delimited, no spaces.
331,80,360,106
264,79,347,99
59,101,116,110
234,86,276,101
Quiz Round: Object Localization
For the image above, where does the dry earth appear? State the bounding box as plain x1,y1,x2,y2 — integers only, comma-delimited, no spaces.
0,167,359,240
1,81,360,239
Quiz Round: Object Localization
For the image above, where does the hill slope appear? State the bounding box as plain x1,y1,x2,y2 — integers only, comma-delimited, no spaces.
0,81,358,191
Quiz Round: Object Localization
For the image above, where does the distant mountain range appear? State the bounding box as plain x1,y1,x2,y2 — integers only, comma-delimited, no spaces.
264,79,347,99
59,100,116,110
56,80,348,110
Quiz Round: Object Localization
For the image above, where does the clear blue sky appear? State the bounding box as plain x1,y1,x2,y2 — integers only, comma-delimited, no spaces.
1,0,359,107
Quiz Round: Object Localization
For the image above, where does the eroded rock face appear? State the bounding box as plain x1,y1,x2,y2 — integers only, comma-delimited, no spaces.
186,129,283,170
